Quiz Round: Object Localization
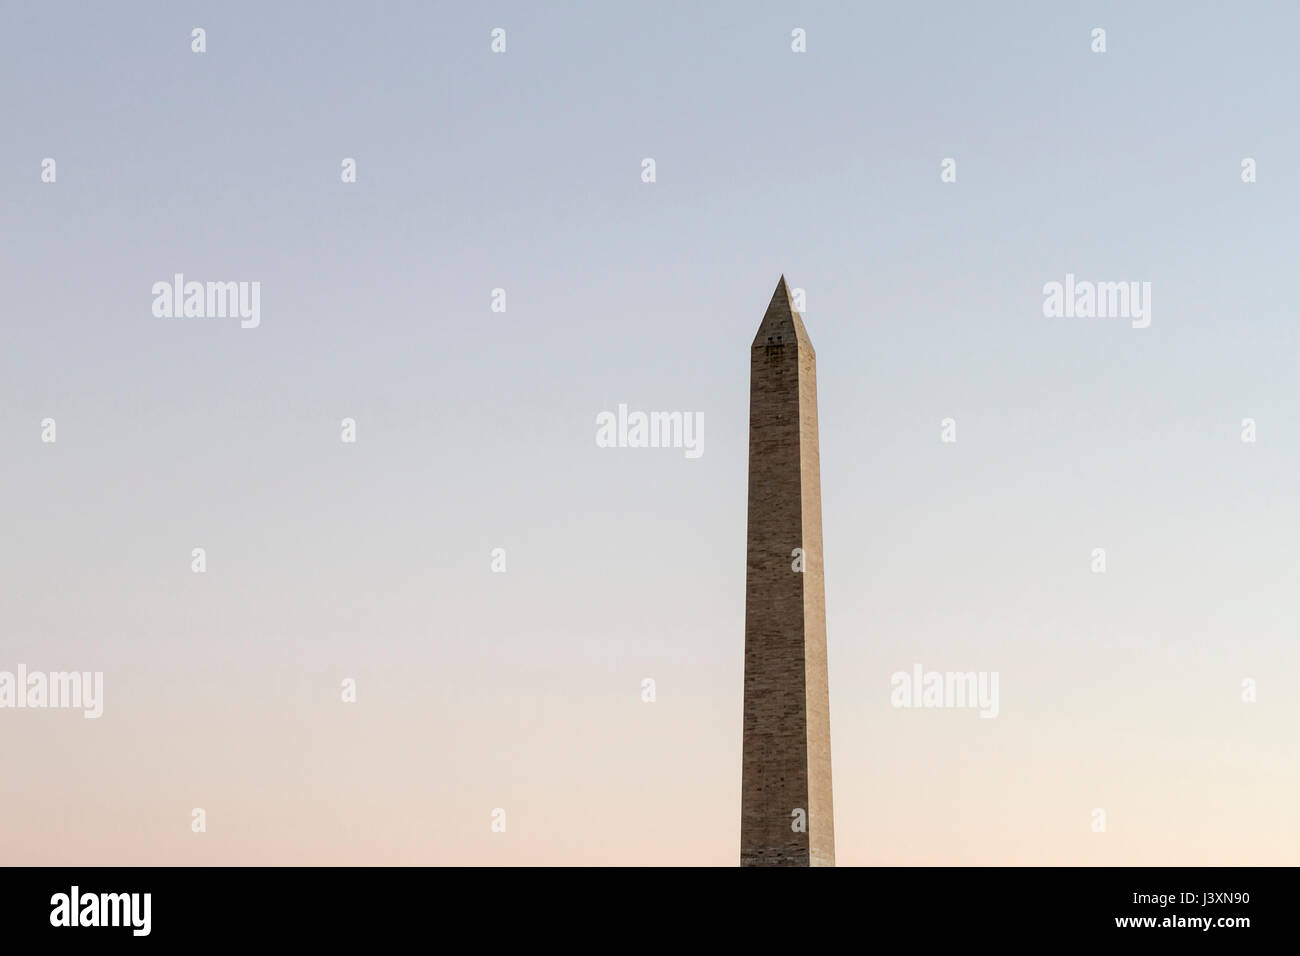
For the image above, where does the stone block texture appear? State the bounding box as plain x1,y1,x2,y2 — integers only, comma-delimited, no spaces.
741,276,835,867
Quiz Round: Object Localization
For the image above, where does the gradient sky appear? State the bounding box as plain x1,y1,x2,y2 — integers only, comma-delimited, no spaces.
3,1,1299,865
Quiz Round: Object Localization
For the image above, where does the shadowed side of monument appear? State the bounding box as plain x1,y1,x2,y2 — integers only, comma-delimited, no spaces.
741,277,835,867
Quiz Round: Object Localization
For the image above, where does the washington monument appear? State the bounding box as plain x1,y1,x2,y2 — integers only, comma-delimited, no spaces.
740,276,835,867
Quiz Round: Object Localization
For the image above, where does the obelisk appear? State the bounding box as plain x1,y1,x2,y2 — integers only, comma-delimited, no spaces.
741,276,835,866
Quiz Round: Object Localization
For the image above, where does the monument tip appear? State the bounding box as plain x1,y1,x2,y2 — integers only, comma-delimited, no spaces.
753,275,813,352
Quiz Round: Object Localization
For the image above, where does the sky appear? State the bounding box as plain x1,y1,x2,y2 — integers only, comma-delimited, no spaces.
2,1,1299,865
